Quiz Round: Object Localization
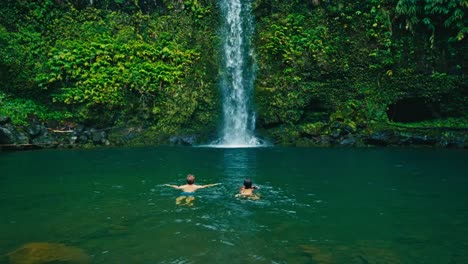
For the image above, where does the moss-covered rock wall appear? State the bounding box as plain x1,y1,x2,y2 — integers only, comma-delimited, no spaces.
253,0,466,146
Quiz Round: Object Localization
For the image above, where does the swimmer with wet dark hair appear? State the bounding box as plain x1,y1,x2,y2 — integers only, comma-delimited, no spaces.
165,174,221,205
236,178,260,200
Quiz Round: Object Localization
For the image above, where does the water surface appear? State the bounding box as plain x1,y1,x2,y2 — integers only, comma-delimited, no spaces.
1,147,467,263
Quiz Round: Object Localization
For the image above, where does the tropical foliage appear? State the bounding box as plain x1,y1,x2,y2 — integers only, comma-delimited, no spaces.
0,0,219,135
253,0,466,142
0,0,466,144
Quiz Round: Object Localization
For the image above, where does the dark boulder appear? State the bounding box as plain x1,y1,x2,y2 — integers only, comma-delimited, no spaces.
27,123,44,137
0,124,29,145
77,134,89,144
340,135,356,146
92,130,107,144
0,126,16,144
364,131,392,146
330,129,341,139
16,131,30,144
0,116,11,125
31,129,57,148
74,124,85,133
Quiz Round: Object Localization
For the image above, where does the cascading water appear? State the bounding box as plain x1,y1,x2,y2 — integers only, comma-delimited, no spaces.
215,0,261,147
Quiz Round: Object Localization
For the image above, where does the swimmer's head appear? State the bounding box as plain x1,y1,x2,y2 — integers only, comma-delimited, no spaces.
186,174,195,184
243,178,253,189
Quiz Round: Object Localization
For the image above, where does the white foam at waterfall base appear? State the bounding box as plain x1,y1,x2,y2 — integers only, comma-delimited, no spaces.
201,137,269,148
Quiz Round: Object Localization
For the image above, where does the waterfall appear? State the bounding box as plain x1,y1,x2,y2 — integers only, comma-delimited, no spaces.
216,0,261,147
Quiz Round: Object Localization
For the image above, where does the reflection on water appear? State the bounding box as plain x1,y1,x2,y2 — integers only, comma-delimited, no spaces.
1,147,468,263
222,148,256,180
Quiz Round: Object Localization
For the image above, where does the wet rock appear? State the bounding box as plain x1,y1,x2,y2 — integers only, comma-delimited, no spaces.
70,135,79,144
398,133,413,145
28,125,58,147
331,121,341,129
446,138,465,149
7,242,90,264
74,124,85,133
123,131,137,141
364,131,392,146
0,124,29,145
84,128,93,138
318,135,332,146
78,134,89,144
408,135,437,146
0,126,15,144
92,130,107,144
16,131,30,145
330,129,341,139
436,137,449,148
169,135,197,146
342,124,355,134
31,130,57,148
0,116,11,125
340,135,356,146
27,124,43,137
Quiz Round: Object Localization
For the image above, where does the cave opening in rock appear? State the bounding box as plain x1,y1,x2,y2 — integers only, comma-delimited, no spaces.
387,98,439,123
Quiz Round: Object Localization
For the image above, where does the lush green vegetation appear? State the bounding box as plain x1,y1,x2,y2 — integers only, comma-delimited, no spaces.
0,0,219,137
0,0,466,145
253,0,466,143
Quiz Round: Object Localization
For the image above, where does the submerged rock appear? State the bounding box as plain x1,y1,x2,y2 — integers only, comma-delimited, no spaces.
300,245,334,264
300,240,403,264
7,242,90,264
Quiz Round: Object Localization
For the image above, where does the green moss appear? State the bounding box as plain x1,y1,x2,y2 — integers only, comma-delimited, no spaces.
387,117,468,129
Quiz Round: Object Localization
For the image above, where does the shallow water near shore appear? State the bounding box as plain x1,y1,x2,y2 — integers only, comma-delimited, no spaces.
1,146,467,263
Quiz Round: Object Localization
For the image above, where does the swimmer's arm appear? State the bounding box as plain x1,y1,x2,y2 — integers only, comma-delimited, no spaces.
199,183,222,189
164,184,181,189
